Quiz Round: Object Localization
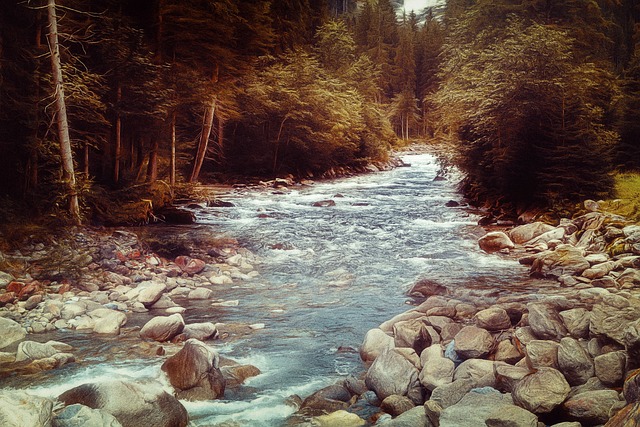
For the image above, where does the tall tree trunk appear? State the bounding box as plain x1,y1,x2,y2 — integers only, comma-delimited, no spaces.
189,98,216,183
47,0,80,224
83,142,89,176
169,111,176,186
114,83,122,183
147,137,159,182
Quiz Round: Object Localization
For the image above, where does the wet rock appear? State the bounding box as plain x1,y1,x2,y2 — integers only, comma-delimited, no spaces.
453,326,494,359
0,317,26,349
582,261,618,280
562,389,622,425
479,232,515,253
301,384,351,415
527,303,568,340
136,282,167,307
311,410,365,427
89,308,127,335
140,313,185,342
174,256,206,275
419,344,455,391
220,364,261,388
530,245,590,278
365,349,421,403
605,401,640,427
495,365,531,393
559,308,590,339
15,340,60,362
59,379,187,427
161,339,225,401
624,368,640,403
474,307,512,331
557,337,594,386
312,199,336,207
439,387,515,427
408,279,448,298
360,328,394,362
594,351,627,386
380,394,415,416
182,322,218,341
393,318,436,354
509,222,556,245
485,404,538,427
512,367,571,414
0,390,53,427
53,403,122,427
187,288,213,300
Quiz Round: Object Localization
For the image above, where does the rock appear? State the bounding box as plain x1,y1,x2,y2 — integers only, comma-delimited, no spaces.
136,282,167,307
311,410,365,427
430,378,476,409
419,344,455,391
479,232,515,253
187,288,213,300
301,384,351,414
182,322,218,341
453,326,494,359
530,244,590,278
595,351,627,386
439,387,515,427
365,349,421,403
495,365,532,393
25,294,43,310
89,308,127,335
380,394,415,416
557,337,594,386
485,404,538,427
0,317,26,349
454,359,500,385
53,403,122,427
161,339,224,400
312,199,336,207
559,308,590,339
15,341,60,362
220,364,261,387
562,389,622,424
360,328,394,362
605,401,640,427
625,318,640,370
509,222,556,244
376,405,428,427
140,313,185,342
582,261,618,280
527,303,568,340
393,318,436,354
474,307,512,331
0,390,53,427
590,299,640,345
512,367,571,414
494,339,522,364
174,256,206,275
624,368,640,403
408,279,448,297
61,303,86,320
59,379,187,427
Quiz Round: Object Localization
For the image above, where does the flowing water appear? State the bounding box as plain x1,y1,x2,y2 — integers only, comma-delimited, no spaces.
3,153,534,426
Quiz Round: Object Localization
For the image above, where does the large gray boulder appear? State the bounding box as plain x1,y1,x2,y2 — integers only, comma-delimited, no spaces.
474,307,512,331
360,328,394,362
557,337,594,386
479,232,515,253
0,390,53,427
161,339,224,401
89,309,127,335
558,308,590,339
524,340,559,370
136,281,167,307
512,367,571,414
439,387,515,427
58,379,187,427
419,344,455,391
430,378,477,409
509,222,555,244
376,405,429,427
527,303,568,340
561,389,622,425
453,326,494,359
53,404,122,427
365,349,421,403
0,317,26,349
485,404,538,427
530,245,590,278
590,298,640,345
594,351,627,386
15,341,61,362
140,313,184,342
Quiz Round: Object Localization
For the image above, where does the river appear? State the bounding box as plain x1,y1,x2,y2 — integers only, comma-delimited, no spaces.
6,152,531,426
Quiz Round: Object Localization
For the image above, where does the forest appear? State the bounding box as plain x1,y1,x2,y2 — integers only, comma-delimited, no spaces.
0,0,639,225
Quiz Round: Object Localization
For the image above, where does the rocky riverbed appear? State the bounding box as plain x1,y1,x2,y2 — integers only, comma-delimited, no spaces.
293,200,640,426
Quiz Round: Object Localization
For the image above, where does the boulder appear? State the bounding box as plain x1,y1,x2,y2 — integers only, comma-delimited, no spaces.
419,344,455,391
380,395,415,416
365,349,421,403
582,261,618,280
301,384,351,415
161,339,225,400
136,282,167,307
509,222,556,244
495,365,532,393
0,390,53,427
605,401,640,427
58,380,187,427
530,245,590,278
485,404,538,427
187,288,213,300
15,341,60,362
408,279,448,298
377,405,429,427
527,303,568,340
474,307,512,331
220,364,261,387
559,308,590,339
174,256,206,275
182,322,218,341
140,313,185,342
53,404,122,427
0,317,26,349
562,389,622,425
360,328,394,362
625,318,640,370
479,232,515,253
89,309,127,335
439,387,515,427
454,359,500,386
624,368,640,403
393,318,436,354
557,337,594,386
594,351,627,386
590,300,640,345
311,410,365,427
494,339,523,364
453,326,494,359
430,378,476,409
512,367,571,414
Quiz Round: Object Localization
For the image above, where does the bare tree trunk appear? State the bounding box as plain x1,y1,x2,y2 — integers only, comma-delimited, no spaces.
83,142,89,175
169,111,176,186
147,137,159,182
189,98,216,183
47,0,80,224
114,84,122,183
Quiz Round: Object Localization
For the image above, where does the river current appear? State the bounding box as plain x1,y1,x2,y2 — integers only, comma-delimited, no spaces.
7,153,531,426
